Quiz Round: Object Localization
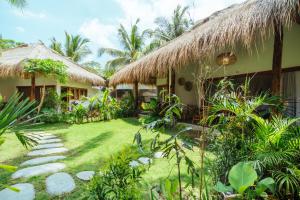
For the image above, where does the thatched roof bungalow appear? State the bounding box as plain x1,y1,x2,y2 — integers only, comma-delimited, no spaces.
110,0,300,117
0,43,105,101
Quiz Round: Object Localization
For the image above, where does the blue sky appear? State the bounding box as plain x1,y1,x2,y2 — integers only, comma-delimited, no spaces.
1,0,244,66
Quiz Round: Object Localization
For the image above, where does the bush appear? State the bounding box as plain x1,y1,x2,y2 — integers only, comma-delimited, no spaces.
85,148,144,200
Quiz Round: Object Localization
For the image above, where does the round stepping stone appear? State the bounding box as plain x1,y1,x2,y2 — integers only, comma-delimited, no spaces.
28,148,68,156
33,143,64,150
154,152,164,158
46,172,76,196
129,160,140,167
38,139,61,144
76,171,95,181
0,183,35,200
12,163,66,179
138,157,152,165
21,156,66,166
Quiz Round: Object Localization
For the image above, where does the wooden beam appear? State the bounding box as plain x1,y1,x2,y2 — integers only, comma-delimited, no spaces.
271,23,284,96
134,81,139,109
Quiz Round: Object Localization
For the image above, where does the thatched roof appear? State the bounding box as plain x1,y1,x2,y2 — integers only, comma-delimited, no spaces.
0,43,105,85
109,0,300,86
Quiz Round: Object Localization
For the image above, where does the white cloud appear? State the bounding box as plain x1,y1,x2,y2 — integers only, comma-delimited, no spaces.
114,0,245,29
115,0,187,30
79,18,117,48
79,0,245,64
16,26,25,32
188,0,245,22
12,9,46,19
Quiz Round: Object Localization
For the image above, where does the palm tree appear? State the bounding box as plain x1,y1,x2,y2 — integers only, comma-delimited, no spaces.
149,5,193,51
50,32,91,63
4,0,26,8
98,19,151,74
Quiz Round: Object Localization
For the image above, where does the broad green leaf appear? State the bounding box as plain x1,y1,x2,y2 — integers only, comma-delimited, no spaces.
228,162,257,194
256,177,275,195
214,181,233,193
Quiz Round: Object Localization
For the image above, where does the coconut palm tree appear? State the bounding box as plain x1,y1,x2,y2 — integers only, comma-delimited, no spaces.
98,19,151,74
146,5,193,53
4,0,26,8
50,32,91,63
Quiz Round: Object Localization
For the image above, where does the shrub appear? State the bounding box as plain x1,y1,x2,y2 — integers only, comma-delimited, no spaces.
85,148,144,200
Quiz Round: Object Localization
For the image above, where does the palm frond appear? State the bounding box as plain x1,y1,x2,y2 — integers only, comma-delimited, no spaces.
6,0,26,8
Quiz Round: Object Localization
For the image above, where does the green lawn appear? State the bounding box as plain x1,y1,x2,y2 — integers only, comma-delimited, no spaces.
0,118,200,199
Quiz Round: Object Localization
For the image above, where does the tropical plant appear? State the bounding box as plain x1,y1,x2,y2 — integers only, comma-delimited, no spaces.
206,78,300,199
24,58,67,103
0,92,38,189
215,161,275,199
0,92,37,146
146,5,193,52
134,95,198,200
81,61,102,76
3,0,26,8
98,19,151,74
0,36,24,50
72,103,88,124
50,32,91,62
85,148,144,200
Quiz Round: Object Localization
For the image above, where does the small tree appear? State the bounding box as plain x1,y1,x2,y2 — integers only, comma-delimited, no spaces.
24,59,67,111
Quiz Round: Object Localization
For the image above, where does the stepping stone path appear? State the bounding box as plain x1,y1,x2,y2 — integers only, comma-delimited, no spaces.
21,156,66,166
1,131,78,198
38,138,62,144
46,172,76,196
33,143,64,150
12,162,66,179
27,147,68,156
76,171,95,181
0,183,35,200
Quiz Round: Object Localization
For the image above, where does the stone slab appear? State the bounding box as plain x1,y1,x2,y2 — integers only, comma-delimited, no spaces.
37,139,62,144
138,157,152,165
20,156,66,166
46,172,76,196
27,148,68,156
154,152,164,158
33,143,64,150
38,135,57,140
76,171,95,181
129,160,140,167
12,163,66,179
0,183,35,200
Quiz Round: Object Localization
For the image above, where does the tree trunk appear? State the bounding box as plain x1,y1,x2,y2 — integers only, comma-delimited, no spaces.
271,23,283,96
37,84,46,114
30,74,36,101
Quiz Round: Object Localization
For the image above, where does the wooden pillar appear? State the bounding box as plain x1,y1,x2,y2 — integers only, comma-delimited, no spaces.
271,23,283,96
296,10,300,24
30,74,36,101
171,69,176,95
134,81,139,109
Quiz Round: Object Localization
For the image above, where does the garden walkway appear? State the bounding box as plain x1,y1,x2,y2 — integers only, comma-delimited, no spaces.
0,132,95,200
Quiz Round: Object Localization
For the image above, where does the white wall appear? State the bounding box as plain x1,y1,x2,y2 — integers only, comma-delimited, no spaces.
172,24,300,106
0,76,98,101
